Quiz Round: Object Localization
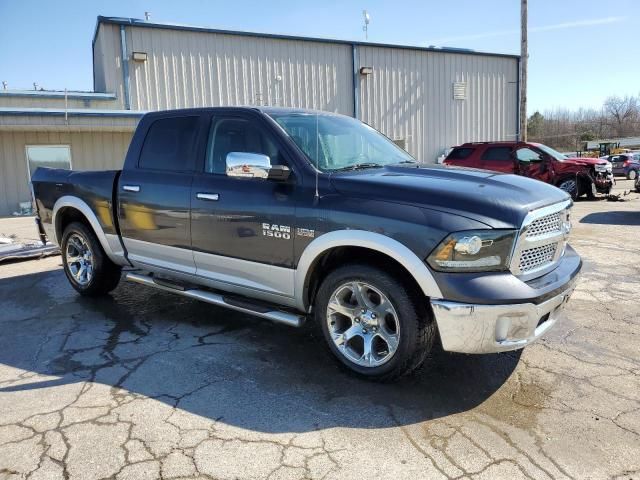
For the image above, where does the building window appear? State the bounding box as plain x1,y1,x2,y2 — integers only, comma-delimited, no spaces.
26,145,72,178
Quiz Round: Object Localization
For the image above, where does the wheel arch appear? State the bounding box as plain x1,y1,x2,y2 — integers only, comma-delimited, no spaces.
294,230,443,312
52,196,128,266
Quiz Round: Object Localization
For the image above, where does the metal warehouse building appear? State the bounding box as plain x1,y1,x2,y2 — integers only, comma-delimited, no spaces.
0,15,519,216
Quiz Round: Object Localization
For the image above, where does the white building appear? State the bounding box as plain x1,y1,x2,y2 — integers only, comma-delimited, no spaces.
0,15,520,216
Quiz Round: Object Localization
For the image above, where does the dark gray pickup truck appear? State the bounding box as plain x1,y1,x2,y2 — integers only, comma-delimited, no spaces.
32,107,581,380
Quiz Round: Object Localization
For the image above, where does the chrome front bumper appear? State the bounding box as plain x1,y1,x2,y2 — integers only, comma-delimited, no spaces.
430,287,574,354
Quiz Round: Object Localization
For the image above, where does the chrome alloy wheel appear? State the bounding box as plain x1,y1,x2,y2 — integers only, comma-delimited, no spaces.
65,233,94,286
559,179,577,194
326,281,400,367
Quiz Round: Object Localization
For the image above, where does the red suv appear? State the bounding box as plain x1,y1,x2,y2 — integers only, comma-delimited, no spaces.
443,141,614,199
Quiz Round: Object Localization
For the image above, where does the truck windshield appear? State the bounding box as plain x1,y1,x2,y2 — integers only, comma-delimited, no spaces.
267,112,416,172
536,144,567,160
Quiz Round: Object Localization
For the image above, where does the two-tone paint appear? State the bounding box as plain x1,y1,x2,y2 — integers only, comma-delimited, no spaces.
32,107,581,319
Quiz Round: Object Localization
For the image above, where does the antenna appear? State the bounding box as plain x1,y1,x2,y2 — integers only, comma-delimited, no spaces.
144,11,151,21
362,10,370,40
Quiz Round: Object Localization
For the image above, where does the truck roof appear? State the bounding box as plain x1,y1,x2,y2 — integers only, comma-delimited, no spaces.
141,106,341,118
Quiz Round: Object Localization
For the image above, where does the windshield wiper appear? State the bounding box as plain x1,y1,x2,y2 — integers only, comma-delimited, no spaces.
331,162,384,172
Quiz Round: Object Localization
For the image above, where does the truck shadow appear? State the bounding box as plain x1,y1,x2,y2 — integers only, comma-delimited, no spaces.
0,268,520,433
580,211,640,226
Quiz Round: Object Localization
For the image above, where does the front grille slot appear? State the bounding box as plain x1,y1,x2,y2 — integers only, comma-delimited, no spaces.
526,212,562,238
519,243,557,273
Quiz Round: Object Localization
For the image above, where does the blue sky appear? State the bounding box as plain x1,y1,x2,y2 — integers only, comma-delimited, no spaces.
0,0,637,112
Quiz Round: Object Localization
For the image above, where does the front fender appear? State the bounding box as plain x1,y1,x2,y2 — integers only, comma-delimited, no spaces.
294,230,443,311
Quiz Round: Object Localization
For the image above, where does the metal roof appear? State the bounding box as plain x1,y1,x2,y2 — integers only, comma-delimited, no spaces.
0,90,117,101
94,15,520,60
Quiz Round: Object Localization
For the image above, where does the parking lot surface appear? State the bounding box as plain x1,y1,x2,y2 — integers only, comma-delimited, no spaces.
1,181,639,480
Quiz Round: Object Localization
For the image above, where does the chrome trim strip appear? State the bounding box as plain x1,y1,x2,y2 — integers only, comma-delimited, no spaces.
126,272,305,327
51,196,128,266
122,185,140,192
431,286,574,354
295,230,443,311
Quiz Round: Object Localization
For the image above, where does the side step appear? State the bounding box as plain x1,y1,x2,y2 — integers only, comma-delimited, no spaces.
125,272,305,328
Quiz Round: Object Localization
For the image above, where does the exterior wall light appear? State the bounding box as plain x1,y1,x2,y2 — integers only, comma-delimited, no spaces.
359,66,373,75
132,52,148,62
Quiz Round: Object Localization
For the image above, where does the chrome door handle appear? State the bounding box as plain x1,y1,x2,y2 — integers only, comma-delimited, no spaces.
196,193,219,201
122,185,140,192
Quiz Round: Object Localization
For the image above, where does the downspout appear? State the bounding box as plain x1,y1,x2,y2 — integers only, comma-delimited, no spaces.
515,57,521,142
119,24,131,110
352,44,360,119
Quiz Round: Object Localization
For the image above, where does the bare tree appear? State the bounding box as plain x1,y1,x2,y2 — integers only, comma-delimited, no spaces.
603,95,639,137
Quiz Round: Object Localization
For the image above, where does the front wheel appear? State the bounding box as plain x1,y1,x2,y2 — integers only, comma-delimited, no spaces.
315,264,435,381
61,222,122,296
627,169,637,180
557,178,579,200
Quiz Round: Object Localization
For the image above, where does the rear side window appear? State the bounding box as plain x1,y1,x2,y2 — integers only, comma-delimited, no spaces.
447,147,474,160
139,116,199,171
481,147,512,161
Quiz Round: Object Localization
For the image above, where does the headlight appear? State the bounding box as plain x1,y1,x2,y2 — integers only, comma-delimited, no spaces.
427,230,517,272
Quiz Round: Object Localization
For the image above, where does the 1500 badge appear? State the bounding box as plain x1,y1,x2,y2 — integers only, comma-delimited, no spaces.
262,223,291,239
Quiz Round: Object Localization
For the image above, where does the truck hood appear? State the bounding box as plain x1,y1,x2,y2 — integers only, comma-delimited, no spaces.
329,164,570,229
563,157,608,166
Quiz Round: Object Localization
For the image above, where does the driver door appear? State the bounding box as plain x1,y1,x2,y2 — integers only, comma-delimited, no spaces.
515,147,552,183
189,111,298,297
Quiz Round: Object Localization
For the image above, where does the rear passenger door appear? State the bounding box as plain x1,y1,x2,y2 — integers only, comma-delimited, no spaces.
118,114,205,274
480,146,515,173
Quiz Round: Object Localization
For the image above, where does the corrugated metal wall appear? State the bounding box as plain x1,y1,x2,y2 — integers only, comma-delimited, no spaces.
93,23,126,109
94,22,517,162
122,26,354,114
357,46,518,162
0,131,132,216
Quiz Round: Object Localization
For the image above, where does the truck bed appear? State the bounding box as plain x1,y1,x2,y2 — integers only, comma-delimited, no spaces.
31,168,122,239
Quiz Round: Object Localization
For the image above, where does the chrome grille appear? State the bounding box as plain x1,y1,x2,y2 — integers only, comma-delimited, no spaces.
526,212,562,238
519,243,557,272
510,200,572,280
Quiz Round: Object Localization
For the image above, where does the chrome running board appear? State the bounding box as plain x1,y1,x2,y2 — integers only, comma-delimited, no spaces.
125,272,305,327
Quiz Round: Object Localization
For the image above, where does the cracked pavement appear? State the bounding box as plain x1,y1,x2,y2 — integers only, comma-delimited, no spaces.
0,181,639,480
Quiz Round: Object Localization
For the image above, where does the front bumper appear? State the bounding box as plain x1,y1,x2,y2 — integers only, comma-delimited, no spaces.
431,286,574,353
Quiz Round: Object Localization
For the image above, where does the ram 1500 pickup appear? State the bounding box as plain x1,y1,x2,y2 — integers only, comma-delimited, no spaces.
32,107,582,380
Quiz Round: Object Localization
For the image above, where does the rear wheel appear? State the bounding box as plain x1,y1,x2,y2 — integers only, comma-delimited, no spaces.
627,169,637,180
61,222,121,296
315,264,435,381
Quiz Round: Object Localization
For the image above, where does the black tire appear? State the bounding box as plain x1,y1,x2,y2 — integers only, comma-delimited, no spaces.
315,263,436,381
627,169,638,181
557,178,579,200
61,222,121,296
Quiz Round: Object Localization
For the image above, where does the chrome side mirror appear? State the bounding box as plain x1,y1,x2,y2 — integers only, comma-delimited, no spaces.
226,152,291,181
226,152,271,179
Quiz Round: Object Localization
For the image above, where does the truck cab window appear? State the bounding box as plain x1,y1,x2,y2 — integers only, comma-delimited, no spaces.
206,117,283,174
516,148,543,162
138,116,199,171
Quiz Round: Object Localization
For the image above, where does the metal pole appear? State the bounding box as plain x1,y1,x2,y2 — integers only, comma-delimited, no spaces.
519,0,528,141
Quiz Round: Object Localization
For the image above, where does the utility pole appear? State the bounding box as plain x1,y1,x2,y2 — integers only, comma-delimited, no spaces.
519,0,528,141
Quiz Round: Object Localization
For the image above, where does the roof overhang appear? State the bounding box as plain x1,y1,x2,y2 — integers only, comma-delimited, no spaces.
0,90,117,101
94,15,520,60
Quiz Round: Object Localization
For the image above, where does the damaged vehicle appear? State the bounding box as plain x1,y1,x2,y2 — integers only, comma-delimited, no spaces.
444,141,613,199
31,107,581,381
